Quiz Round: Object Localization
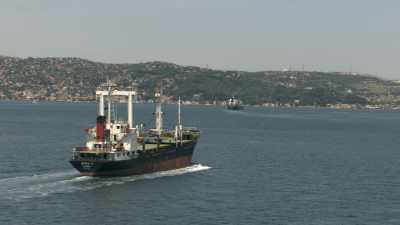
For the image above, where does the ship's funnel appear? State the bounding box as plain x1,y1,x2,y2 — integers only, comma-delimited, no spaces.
96,116,106,141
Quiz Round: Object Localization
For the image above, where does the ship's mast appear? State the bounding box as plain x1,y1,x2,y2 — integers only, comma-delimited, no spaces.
154,88,163,135
98,94,105,116
128,90,133,129
107,80,112,129
175,96,183,144
178,96,181,126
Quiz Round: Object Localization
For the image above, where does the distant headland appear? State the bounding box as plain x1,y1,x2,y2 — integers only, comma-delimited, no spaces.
0,55,399,108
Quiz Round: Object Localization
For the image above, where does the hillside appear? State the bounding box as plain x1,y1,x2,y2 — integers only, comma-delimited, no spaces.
0,56,395,106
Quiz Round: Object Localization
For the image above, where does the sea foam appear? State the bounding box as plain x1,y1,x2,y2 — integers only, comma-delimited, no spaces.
0,164,211,201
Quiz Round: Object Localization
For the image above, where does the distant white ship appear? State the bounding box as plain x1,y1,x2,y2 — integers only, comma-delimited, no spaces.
365,105,382,110
226,97,244,110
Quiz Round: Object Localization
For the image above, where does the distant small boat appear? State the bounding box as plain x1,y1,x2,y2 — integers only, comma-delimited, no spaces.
391,106,400,110
226,97,244,110
365,105,382,110
32,100,38,104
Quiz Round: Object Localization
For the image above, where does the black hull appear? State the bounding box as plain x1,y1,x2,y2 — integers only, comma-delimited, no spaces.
70,142,196,177
227,105,244,110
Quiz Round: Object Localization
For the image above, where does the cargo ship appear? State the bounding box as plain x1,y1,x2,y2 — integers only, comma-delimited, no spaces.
70,81,200,177
226,97,244,110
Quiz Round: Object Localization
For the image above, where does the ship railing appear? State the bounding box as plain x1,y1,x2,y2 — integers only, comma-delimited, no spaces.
72,153,112,161
73,147,88,152
73,147,111,153
182,127,200,132
72,149,114,161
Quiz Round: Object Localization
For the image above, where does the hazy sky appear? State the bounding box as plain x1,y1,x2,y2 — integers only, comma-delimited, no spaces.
1,0,400,79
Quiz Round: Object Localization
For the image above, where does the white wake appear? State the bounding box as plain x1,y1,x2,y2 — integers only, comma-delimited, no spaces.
0,164,211,201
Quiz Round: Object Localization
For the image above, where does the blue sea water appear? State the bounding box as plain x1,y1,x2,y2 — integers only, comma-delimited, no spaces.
0,101,400,225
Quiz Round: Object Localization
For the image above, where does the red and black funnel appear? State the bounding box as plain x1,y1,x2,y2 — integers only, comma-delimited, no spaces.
96,116,106,142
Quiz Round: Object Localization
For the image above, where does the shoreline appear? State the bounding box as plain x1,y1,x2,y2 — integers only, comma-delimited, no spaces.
0,99,398,111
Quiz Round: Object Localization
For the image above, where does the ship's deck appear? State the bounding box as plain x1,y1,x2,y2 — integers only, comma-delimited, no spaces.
73,139,193,154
